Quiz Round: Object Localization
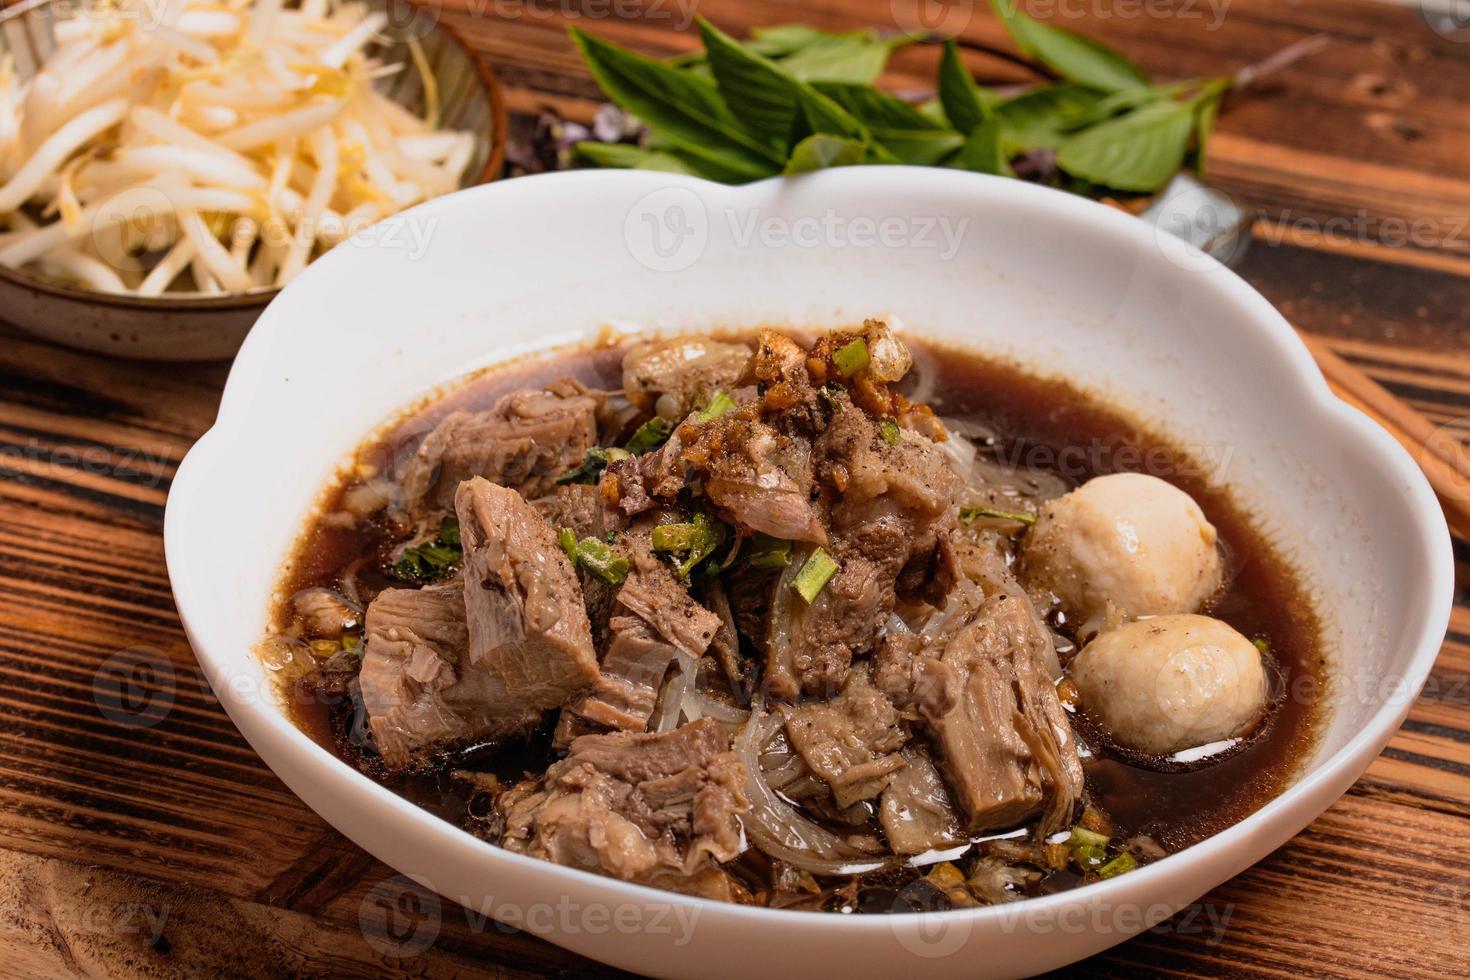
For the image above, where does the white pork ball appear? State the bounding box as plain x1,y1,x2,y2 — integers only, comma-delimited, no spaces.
1070,614,1269,755
1022,472,1221,624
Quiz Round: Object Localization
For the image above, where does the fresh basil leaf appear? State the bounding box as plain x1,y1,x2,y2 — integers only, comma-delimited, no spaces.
813,81,942,131
1192,91,1222,174
788,86,896,163
698,18,804,151
791,83,861,138
639,132,774,183
916,98,947,125
1056,98,1196,192
939,39,997,134
778,34,906,84
996,83,1105,150
568,27,783,181
675,25,886,73
1057,82,1178,131
1187,79,1230,174
813,82,964,164
750,24,876,56
576,142,704,175
988,0,1148,93
958,119,1014,176
785,134,867,173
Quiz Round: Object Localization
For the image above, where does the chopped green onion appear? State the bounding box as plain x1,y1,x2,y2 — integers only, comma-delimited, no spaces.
340,634,361,651
626,416,673,455
574,537,630,584
556,446,611,485
1097,852,1137,878
832,338,869,377
1072,843,1107,868
652,513,725,579
879,418,901,445
960,504,1037,527
652,522,701,552
1068,826,1110,849
747,535,793,569
437,516,460,546
791,547,838,603
388,519,463,582
604,530,618,543
558,527,578,563
1252,637,1271,656
604,447,632,464
693,390,737,423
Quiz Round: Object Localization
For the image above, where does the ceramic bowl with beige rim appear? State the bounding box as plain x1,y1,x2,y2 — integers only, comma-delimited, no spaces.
164,168,1453,978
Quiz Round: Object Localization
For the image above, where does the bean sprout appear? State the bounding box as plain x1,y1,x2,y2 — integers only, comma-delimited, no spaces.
0,0,479,296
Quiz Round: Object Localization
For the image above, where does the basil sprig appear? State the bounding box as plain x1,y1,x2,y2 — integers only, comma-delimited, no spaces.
571,10,1235,196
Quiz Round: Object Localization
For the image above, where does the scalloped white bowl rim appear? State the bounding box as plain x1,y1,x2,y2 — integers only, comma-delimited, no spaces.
164,168,1453,980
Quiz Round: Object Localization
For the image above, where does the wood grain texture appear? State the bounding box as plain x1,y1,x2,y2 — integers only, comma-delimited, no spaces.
1,0,1468,976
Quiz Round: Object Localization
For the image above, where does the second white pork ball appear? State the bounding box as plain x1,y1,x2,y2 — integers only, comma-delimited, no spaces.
1070,614,1270,755
1022,472,1222,624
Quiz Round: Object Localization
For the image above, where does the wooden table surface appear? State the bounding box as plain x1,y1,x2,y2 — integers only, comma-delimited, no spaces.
3,0,1470,976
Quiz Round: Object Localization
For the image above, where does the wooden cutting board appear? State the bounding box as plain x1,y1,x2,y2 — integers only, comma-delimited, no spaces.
1,0,1468,976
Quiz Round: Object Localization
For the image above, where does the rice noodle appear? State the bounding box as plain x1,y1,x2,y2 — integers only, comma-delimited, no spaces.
650,652,698,733
733,700,902,876
686,689,750,726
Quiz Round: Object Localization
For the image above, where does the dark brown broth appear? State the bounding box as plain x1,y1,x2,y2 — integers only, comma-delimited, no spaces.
276,334,1323,888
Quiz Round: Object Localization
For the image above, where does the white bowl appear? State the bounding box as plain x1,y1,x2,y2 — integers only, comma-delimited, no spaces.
164,168,1454,978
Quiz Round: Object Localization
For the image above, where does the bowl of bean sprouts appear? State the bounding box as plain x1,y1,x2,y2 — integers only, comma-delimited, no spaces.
0,0,505,360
